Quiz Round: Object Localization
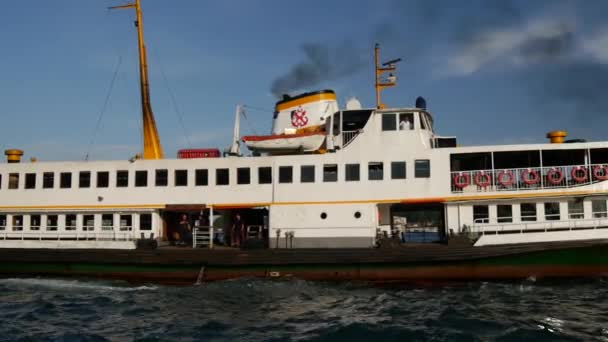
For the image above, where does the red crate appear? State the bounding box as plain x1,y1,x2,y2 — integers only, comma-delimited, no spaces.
177,148,221,159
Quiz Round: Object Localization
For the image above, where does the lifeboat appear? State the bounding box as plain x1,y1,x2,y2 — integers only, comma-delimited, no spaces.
242,131,325,153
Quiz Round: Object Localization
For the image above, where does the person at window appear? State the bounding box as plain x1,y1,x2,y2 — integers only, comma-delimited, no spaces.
399,117,413,130
231,213,245,248
177,214,192,246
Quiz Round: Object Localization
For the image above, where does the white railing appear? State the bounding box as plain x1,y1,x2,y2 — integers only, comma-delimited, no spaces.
341,130,362,148
0,231,135,241
193,226,214,249
471,216,608,235
451,163,608,192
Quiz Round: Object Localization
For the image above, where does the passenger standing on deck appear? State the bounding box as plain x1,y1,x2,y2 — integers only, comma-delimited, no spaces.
232,213,245,248
178,214,192,246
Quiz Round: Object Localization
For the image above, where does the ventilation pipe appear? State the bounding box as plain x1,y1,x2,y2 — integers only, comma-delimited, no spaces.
4,149,23,163
547,131,567,144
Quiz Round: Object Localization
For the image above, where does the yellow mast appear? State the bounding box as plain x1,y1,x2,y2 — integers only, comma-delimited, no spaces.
374,44,401,109
110,0,163,159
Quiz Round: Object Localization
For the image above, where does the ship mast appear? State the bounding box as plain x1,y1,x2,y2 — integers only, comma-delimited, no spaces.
110,0,163,159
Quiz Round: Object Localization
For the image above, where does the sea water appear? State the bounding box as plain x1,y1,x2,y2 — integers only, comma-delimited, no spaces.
0,277,606,341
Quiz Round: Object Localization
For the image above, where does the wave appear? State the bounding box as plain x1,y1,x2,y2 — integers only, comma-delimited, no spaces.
0,277,158,292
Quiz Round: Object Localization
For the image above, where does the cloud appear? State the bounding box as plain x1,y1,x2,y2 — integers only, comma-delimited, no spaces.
438,17,576,77
581,29,608,64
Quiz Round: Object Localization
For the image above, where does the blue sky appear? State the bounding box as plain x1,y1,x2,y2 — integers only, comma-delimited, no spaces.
1,0,608,161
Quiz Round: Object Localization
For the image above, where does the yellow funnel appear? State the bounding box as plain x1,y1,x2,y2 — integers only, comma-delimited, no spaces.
546,131,567,144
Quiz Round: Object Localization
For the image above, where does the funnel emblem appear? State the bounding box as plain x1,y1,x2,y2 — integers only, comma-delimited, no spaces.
290,107,309,128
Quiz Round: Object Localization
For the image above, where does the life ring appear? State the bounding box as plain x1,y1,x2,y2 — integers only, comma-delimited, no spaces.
474,172,491,188
571,166,588,183
546,168,564,185
521,169,540,185
453,173,470,189
496,170,514,187
593,165,608,181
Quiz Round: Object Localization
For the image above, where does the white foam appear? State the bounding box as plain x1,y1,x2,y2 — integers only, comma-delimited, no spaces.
0,278,157,292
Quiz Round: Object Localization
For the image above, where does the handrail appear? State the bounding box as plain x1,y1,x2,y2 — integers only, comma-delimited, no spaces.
341,129,362,148
0,231,135,241
471,215,608,235
193,225,214,249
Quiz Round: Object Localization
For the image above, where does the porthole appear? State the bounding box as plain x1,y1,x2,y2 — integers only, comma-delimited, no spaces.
354,211,361,219
320,212,327,220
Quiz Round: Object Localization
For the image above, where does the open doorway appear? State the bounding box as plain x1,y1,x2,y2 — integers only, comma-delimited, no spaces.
390,203,445,243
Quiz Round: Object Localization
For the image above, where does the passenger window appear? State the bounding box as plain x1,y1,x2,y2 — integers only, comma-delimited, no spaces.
0,215,5,230
323,164,338,182
60,172,72,189
30,215,41,230
568,200,584,219
258,167,272,184
101,214,113,230
521,203,537,221
279,166,293,183
175,169,188,186
119,214,132,231
0,174,2,189
116,170,128,187
97,171,109,188
545,202,560,221
83,215,95,231
381,113,397,131
47,215,58,231
140,213,152,230
415,160,430,178
25,173,36,189
301,165,315,183
8,173,19,189
473,205,489,224
345,163,360,181
216,169,229,186
391,162,406,179
237,168,250,185
43,172,54,189
135,170,148,187
195,169,208,186
592,199,607,218
497,205,512,223
156,169,168,186
368,162,383,180
66,214,77,230
79,172,91,188
12,215,23,231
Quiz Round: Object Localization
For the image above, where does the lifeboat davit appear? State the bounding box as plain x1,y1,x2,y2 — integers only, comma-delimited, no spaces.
242,131,325,153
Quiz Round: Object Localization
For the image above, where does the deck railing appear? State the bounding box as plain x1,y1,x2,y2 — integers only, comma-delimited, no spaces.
341,130,362,148
193,225,214,249
471,215,608,235
450,163,608,192
0,231,135,241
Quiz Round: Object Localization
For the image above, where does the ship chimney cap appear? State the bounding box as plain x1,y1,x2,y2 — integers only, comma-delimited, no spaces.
546,130,567,144
4,149,24,163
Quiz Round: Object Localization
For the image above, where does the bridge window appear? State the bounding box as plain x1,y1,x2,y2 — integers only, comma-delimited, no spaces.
323,164,338,182
83,215,95,231
79,172,91,188
544,202,560,221
568,199,584,219
381,113,397,131
43,172,54,189
592,199,607,218
415,160,430,178
140,213,152,230
391,162,406,179
31,215,41,231
368,162,383,180
175,169,188,186
116,170,128,187
66,214,77,231
345,163,360,181
301,165,315,183
195,169,208,186
97,171,109,188
279,166,293,183
497,205,512,223
237,168,250,185
47,215,58,231
8,173,19,189
156,169,168,186
258,167,272,184
216,169,229,186
473,205,489,224
135,171,148,187
399,113,414,130
25,173,36,189
521,203,537,221
101,214,113,230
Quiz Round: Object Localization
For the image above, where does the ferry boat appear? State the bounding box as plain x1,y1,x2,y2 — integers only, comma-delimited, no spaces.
0,1,606,284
